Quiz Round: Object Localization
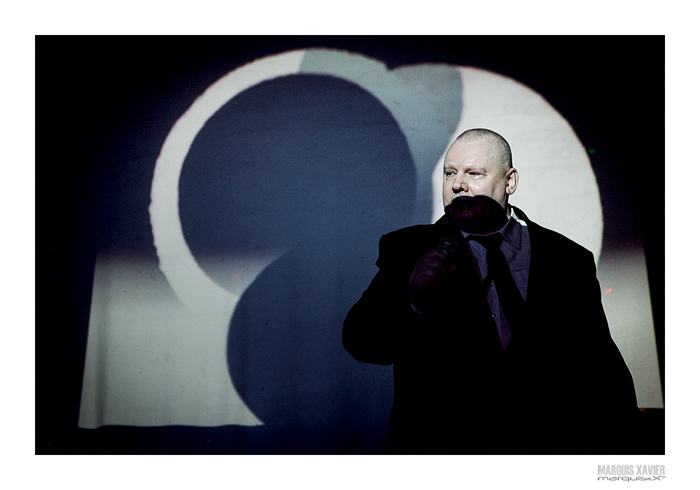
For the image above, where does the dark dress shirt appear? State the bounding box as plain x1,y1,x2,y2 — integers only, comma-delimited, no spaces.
464,211,530,349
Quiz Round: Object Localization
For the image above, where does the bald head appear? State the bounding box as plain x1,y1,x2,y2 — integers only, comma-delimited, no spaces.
442,128,518,214
453,128,512,171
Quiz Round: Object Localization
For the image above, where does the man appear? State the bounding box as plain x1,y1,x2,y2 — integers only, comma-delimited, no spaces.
343,128,638,454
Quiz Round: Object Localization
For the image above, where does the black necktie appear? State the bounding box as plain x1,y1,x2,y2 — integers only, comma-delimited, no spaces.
471,234,525,349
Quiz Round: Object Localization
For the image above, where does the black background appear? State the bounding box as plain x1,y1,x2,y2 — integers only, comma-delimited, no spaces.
36,35,664,454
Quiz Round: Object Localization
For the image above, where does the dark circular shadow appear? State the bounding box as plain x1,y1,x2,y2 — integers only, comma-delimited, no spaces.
179,74,415,276
179,73,415,453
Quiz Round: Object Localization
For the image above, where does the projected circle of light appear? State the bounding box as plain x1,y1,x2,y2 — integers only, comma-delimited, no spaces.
150,50,306,314
150,50,603,315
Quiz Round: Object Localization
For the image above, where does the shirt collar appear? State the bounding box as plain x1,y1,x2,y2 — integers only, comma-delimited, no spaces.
510,206,527,227
462,207,524,250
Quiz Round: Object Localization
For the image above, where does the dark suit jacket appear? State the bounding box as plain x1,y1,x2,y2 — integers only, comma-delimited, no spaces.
343,208,639,454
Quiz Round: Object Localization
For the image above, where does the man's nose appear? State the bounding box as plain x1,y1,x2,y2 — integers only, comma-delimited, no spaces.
452,173,468,192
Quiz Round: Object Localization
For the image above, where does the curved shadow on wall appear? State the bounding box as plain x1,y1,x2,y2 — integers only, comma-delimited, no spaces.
179,74,415,453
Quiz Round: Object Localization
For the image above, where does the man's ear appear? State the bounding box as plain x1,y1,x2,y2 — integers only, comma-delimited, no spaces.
505,168,519,195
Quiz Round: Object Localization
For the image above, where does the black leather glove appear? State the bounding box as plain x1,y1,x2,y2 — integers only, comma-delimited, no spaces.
408,249,455,311
445,195,508,234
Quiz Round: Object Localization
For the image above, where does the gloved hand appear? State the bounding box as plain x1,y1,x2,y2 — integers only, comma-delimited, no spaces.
445,195,508,234
408,249,455,311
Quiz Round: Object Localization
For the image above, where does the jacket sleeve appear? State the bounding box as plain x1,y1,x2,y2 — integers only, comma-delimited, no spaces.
559,249,641,452
342,233,418,366
573,250,639,412
523,242,639,414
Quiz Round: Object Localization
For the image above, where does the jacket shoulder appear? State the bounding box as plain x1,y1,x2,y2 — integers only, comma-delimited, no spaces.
376,222,456,269
380,224,435,246
532,223,590,252
519,216,595,268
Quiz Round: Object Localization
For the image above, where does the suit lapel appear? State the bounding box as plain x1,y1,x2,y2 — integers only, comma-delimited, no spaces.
511,206,540,306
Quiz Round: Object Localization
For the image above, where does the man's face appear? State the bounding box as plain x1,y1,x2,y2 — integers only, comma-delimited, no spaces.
442,137,518,213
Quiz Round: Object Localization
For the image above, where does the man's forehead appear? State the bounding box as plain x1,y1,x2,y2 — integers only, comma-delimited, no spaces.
445,140,498,167
447,136,496,155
